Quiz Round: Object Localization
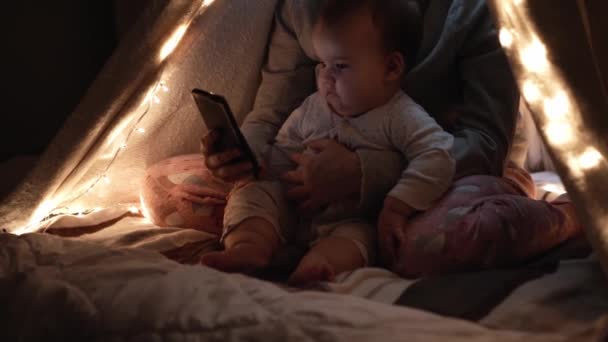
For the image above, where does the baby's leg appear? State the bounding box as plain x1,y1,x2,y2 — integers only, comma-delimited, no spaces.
288,236,365,285
203,180,292,274
201,217,280,274
289,220,375,285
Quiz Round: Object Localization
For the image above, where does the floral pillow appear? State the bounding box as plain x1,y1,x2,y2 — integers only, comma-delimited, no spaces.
140,154,231,235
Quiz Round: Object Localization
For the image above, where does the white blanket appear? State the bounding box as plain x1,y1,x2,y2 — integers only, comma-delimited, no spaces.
0,232,581,342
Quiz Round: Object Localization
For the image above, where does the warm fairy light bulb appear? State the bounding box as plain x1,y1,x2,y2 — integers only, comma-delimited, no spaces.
13,225,37,236
106,116,135,147
103,175,111,184
545,122,574,145
137,128,146,134
160,24,188,61
120,143,128,149
23,199,59,233
141,87,156,106
160,83,169,92
202,0,215,7
139,194,153,223
129,206,140,214
520,39,549,72
578,148,604,170
499,28,514,48
153,95,161,104
542,183,566,194
522,80,541,102
543,91,570,120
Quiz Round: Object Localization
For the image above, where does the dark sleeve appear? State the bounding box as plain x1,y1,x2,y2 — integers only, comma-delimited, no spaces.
452,5,520,179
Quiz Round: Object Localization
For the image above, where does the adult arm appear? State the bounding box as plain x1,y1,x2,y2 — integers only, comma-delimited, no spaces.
451,4,520,179
240,0,317,157
202,1,316,182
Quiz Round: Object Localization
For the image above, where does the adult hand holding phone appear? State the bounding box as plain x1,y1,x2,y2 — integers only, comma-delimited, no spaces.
192,88,259,182
200,129,255,183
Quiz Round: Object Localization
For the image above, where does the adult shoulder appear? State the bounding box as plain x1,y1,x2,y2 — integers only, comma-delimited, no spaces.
276,0,320,60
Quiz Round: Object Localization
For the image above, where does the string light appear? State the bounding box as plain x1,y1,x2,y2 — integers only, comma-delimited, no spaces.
129,206,140,214
578,148,604,170
542,183,566,195
520,39,549,72
522,80,541,102
70,206,86,216
28,78,167,227
543,91,570,120
140,194,153,223
28,200,59,229
23,1,215,230
490,0,608,280
545,122,574,145
106,115,136,148
499,28,514,48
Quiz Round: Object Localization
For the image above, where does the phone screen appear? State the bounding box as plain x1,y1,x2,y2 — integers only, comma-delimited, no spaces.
192,89,259,178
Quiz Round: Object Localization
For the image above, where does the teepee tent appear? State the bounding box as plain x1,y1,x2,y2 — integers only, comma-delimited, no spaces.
2,0,606,275
1,0,608,340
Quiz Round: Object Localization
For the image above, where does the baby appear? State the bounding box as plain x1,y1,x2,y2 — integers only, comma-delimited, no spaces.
202,0,455,285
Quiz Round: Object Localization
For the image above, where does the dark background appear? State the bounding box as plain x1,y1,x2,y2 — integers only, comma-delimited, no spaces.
0,1,147,162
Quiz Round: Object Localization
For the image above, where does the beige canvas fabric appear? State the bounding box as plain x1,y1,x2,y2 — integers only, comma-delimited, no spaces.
0,0,277,231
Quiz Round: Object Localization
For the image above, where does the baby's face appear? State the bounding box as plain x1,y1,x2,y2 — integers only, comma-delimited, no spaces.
312,9,395,117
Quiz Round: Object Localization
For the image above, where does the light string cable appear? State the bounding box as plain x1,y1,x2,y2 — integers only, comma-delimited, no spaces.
31,0,217,226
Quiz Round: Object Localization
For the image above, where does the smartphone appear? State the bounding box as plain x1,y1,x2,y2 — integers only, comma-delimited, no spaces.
191,88,259,178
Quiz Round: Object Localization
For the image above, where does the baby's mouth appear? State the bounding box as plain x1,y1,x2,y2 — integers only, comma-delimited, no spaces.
324,93,342,114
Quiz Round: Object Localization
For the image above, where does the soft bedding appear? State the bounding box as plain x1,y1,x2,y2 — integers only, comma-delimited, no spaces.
5,168,605,340
0,232,601,342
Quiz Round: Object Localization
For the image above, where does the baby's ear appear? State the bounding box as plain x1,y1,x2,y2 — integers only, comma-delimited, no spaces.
385,52,405,81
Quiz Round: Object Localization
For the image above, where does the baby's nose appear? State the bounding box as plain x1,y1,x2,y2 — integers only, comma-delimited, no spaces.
318,68,335,84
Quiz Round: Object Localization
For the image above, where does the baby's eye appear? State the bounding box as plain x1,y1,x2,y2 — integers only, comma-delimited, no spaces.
335,63,349,70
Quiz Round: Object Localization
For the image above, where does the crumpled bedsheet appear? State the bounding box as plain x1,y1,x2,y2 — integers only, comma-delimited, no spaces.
0,233,589,342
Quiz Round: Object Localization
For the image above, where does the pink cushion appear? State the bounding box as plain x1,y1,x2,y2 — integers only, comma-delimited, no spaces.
393,167,580,277
140,154,231,235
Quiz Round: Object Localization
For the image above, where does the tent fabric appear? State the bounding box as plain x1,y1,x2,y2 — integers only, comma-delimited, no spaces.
487,0,608,278
0,0,599,341
0,0,278,231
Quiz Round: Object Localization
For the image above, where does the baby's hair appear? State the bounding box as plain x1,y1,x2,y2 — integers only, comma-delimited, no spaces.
316,0,422,65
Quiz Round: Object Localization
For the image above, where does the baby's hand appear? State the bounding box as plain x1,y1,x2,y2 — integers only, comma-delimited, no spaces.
378,197,415,267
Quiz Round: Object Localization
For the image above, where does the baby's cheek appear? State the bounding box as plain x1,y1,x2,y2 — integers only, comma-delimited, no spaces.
316,78,324,92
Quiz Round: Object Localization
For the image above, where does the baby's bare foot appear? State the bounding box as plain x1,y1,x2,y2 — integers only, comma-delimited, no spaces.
288,256,335,286
201,242,270,274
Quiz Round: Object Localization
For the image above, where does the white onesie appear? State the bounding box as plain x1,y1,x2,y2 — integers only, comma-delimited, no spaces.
223,90,455,264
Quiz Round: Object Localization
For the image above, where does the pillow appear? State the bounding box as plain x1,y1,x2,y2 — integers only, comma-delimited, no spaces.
140,154,231,235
